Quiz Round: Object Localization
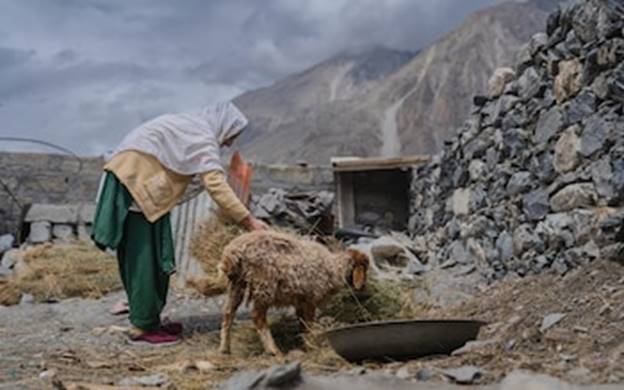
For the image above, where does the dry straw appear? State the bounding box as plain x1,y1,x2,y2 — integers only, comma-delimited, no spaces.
0,242,121,305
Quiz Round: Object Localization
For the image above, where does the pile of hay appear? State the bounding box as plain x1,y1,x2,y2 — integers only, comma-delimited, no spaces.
320,278,427,324
188,215,245,296
0,242,121,306
188,215,303,296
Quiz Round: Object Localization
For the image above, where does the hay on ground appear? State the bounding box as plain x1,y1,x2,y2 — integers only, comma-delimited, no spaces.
188,215,299,297
0,242,121,306
320,278,429,324
188,215,244,296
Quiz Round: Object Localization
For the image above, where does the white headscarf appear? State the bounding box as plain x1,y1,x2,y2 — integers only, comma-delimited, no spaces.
108,101,248,175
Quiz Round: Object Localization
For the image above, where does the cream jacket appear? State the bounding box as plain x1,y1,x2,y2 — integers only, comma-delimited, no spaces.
104,150,250,223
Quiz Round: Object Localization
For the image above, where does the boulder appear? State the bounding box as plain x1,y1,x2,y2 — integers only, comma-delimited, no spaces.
1,249,22,269
608,61,624,103
78,204,97,223
506,172,533,195
488,67,516,98
513,224,544,256
554,59,582,103
517,67,542,98
496,231,514,262
52,224,74,240
368,236,424,277
77,224,91,241
579,116,610,157
535,107,564,144
452,188,471,216
468,160,486,182
28,221,51,243
0,234,14,255
550,183,598,212
24,204,79,224
553,126,579,173
590,156,614,199
523,189,550,221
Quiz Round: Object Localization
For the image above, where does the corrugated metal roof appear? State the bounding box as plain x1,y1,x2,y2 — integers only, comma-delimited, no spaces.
170,192,214,288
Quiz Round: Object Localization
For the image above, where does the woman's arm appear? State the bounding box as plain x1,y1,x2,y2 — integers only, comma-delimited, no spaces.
201,170,268,230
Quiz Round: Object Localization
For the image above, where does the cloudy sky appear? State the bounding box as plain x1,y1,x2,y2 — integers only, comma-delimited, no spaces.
0,0,507,156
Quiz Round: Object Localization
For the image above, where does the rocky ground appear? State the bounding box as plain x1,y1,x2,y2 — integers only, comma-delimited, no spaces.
1,258,623,389
3,1,624,389
0,289,235,389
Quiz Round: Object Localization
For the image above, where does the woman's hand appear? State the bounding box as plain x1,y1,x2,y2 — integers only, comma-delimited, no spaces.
241,215,270,231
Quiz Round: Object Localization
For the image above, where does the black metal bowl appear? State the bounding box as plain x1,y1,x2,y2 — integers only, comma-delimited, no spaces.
325,319,485,363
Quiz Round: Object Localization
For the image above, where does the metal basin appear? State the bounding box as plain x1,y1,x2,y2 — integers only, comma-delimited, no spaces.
325,319,485,363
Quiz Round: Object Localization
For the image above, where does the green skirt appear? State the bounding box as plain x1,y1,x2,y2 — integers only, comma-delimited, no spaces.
91,171,175,275
91,171,175,330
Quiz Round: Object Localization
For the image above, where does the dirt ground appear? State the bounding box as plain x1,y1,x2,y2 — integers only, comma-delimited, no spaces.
414,259,624,384
1,253,623,389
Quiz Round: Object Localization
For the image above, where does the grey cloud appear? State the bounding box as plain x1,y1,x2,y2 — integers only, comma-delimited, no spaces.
0,47,35,69
0,0,508,156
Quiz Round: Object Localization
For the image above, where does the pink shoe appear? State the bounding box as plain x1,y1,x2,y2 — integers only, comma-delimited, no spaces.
110,300,129,315
160,321,183,336
129,329,181,346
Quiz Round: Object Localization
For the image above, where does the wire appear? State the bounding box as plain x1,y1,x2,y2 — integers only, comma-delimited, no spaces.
0,137,86,241
0,136,84,173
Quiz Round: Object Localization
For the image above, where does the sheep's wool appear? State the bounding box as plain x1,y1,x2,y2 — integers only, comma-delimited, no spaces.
220,231,350,308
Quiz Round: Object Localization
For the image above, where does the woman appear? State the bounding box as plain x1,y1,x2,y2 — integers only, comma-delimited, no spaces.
91,101,268,346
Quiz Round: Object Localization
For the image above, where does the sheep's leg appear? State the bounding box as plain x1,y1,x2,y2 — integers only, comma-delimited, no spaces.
251,305,281,356
219,285,244,354
295,304,306,330
296,302,315,331
302,303,316,329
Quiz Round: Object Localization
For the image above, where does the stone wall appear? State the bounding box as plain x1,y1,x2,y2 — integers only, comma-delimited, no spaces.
250,163,334,193
409,0,624,280
24,203,96,243
0,152,103,238
0,151,334,238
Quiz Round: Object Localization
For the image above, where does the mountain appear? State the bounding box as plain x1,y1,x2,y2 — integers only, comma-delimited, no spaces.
379,1,551,155
234,1,554,164
233,46,415,162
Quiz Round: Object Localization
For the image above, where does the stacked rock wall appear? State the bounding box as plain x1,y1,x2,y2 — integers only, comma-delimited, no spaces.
410,0,624,280
0,151,334,238
0,152,102,237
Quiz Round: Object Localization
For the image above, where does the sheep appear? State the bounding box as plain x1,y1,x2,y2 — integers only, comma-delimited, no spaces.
217,230,369,356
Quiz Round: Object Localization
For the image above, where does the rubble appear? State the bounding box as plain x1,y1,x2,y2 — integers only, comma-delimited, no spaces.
250,188,334,233
441,365,484,384
118,373,169,387
410,0,624,280
540,313,567,333
349,234,427,279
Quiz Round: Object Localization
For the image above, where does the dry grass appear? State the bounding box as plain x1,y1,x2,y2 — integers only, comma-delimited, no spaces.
410,259,624,384
188,216,303,297
0,242,121,305
188,215,245,296
320,278,428,324
44,315,352,389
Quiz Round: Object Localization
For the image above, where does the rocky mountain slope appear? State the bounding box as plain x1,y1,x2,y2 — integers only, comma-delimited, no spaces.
409,0,624,280
380,1,552,155
234,47,414,163
234,1,555,164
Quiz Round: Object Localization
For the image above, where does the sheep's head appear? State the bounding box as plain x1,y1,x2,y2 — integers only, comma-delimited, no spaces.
344,249,369,290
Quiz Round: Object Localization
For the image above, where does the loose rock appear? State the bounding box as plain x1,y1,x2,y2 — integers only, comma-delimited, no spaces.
540,313,566,333
441,365,484,384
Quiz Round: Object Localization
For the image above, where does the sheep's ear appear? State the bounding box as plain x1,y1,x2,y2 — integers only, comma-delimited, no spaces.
347,249,369,266
352,265,366,290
